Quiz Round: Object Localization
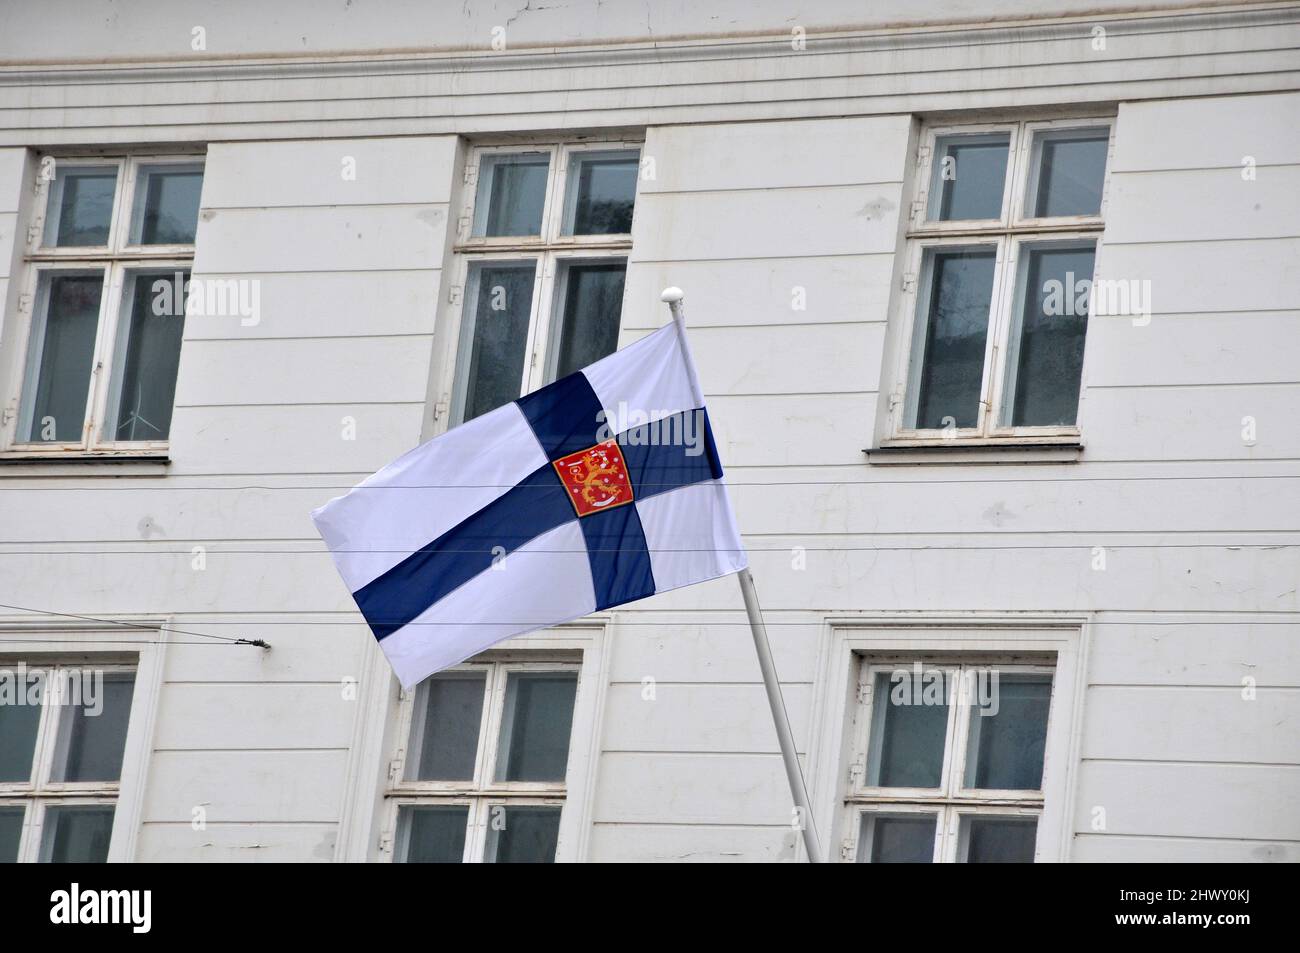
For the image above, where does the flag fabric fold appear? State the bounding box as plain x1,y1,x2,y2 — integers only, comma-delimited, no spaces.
311,321,748,688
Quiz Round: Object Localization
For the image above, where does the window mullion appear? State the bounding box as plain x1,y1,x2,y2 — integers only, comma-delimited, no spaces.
478,664,507,789
523,253,557,394
938,665,964,797
88,262,130,448
981,235,1019,434
30,666,62,791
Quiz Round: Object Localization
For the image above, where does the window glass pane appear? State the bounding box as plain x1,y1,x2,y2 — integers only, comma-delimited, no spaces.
495,671,578,782
1030,129,1108,218
398,805,468,863
909,247,995,430
130,163,203,244
484,805,562,863
1003,243,1095,427
866,670,949,788
51,672,135,783
552,261,625,379
105,271,188,441
406,672,486,781
564,150,638,235
21,273,103,443
0,807,23,863
963,674,1052,790
473,154,549,237
961,815,1038,863
39,806,115,863
45,166,117,247
930,134,1009,221
0,669,42,783
456,262,537,423
858,813,936,863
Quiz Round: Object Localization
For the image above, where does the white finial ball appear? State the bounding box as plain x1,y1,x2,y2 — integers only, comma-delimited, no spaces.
660,287,684,303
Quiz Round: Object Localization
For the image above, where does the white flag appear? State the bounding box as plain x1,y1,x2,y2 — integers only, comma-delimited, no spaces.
312,321,747,688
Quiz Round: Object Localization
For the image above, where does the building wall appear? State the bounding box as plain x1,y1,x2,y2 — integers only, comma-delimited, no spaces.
0,2,1297,861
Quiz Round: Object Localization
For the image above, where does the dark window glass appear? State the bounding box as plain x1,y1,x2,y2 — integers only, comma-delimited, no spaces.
49,168,117,247
41,806,115,863
408,673,486,782
1006,243,1095,427
912,248,996,429
485,805,562,863
964,675,1052,790
553,261,625,379
495,672,578,783
963,816,1038,863
862,814,936,863
1032,131,1108,218
109,272,188,441
932,135,1009,221
867,671,949,788
399,806,469,863
567,152,638,234
458,262,537,422
24,273,103,442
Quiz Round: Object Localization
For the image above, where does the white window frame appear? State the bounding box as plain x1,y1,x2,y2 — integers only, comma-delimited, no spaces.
806,616,1088,863
846,658,1054,862
439,138,641,429
885,118,1114,445
0,618,166,863
3,153,202,458
378,647,595,863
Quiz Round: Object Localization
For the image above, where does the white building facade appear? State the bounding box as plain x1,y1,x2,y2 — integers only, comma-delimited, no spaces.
0,0,1296,862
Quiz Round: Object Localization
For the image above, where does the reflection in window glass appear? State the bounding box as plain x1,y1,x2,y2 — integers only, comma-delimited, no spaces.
398,805,469,863
866,670,949,788
0,671,42,782
456,262,537,422
564,150,638,235
473,154,550,237
552,261,625,379
39,806,115,863
21,273,103,443
46,167,118,247
858,813,936,863
964,675,1052,790
495,672,578,782
930,134,1009,221
106,271,188,441
909,247,996,430
1030,130,1109,218
51,673,135,783
961,815,1038,863
484,805,562,863
0,807,23,863
1003,243,1095,427
406,673,486,782
131,164,203,244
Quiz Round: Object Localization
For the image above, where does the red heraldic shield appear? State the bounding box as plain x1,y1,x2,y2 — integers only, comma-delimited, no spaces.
552,440,634,517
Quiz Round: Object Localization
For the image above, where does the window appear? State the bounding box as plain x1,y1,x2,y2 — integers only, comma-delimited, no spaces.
844,658,1054,863
448,140,640,424
386,660,580,862
890,119,1111,441
7,155,203,454
0,664,137,862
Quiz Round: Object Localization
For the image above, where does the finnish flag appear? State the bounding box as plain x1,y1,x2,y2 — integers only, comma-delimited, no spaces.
312,320,748,688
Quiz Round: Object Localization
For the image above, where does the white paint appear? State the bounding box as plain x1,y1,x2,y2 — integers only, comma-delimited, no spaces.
0,8,1296,863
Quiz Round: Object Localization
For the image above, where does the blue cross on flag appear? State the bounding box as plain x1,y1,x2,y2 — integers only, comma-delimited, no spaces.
312,320,748,688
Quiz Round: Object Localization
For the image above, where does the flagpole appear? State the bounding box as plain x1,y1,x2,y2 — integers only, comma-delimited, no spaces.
660,287,826,864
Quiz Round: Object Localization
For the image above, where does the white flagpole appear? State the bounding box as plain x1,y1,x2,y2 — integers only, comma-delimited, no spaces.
660,287,826,864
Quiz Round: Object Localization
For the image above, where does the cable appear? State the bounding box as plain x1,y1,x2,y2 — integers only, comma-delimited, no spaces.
0,602,270,649
0,543,1295,555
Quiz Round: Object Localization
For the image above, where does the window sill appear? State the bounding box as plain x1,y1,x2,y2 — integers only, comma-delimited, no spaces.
864,439,1082,466
0,451,171,476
